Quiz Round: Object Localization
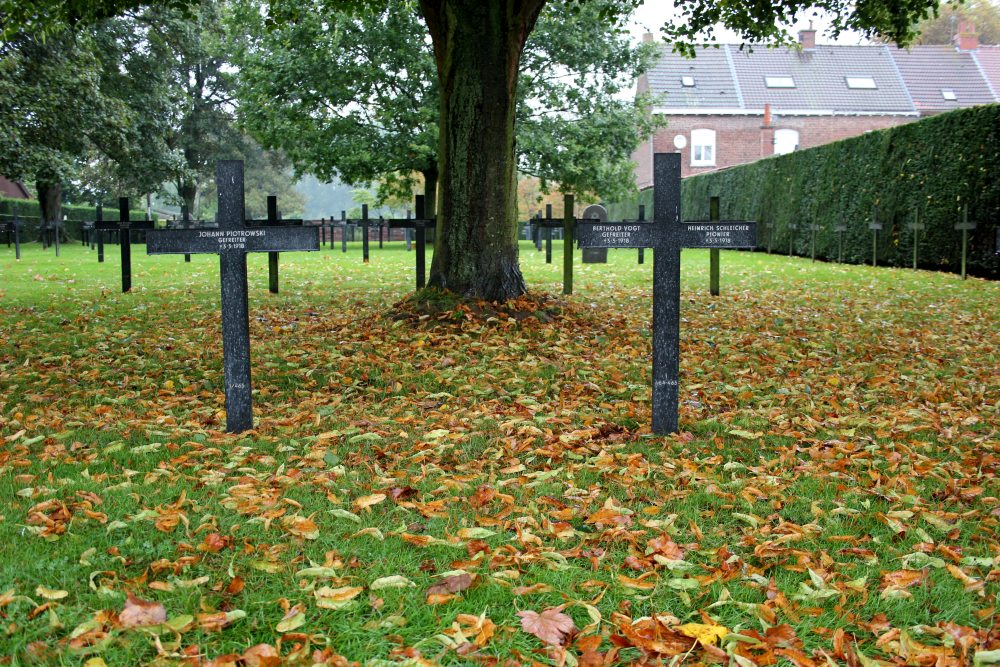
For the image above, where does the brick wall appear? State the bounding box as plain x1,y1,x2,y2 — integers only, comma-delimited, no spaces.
634,113,915,186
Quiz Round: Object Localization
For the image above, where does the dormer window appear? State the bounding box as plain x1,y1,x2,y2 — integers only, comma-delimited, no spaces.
846,76,877,89
942,89,957,100
765,76,796,88
681,76,695,87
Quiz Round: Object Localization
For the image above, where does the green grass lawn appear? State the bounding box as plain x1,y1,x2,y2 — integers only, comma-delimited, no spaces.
0,239,997,666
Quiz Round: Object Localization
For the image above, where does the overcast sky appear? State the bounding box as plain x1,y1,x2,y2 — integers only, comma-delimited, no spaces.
626,2,871,46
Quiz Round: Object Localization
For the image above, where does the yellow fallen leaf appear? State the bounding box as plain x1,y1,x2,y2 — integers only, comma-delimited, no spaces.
275,607,306,632
353,493,387,511
678,622,729,645
370,575,416,590
35,585,69,600
314,586,364,610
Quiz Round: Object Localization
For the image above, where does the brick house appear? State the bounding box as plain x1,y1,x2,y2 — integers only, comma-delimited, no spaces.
634,24,999,185
0,176,30,199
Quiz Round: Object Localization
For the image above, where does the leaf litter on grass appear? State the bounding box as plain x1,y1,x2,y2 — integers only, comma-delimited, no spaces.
0,248,997,664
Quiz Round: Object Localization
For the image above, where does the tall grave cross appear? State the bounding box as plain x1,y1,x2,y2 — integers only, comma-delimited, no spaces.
146,161,320,433
575,153,756,433
93,199,155,292
385,195,436,289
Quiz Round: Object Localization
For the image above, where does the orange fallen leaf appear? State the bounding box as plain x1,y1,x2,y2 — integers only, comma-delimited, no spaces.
119,594,167,628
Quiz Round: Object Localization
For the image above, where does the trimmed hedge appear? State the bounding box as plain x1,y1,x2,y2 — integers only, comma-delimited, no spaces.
611,104,1000,278
0,198,152,240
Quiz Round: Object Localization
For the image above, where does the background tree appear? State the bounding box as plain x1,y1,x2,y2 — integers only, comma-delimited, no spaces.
233,1,440,214
517,1,662,205
6,0,944,300
0,30,134,228
908,0,1000,44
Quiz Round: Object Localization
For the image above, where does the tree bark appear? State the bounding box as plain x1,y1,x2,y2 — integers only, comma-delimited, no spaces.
421,0,545,302
421,166,438,219
36,179,63,239
179,179,197,220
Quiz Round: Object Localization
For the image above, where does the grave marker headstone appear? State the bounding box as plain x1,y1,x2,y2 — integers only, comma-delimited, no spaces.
576,153,757,433
954,204,975,280
680,197,755,295
909,208,924,270
146,161,320,433
1,217,23,259
93,199,154,292
835,219,848,263
246,196,303,294
809,223,822,263
580,205,609,264
385,195,435,289
869,207,882,267
340,211,348,253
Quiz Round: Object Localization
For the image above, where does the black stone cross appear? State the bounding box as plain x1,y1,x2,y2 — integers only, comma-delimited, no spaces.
1,217,23,260
954,204,976,280
146,161,320,433
681,196,756,295
246,195,304,294
343,205,371,263
385,195,436,289
576,152,757,434
93,198,154,292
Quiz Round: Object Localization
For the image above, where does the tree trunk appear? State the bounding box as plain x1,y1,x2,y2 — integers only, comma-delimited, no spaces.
421,166,438,219
36,179,62,239
179,180,197,220
421,0,545,302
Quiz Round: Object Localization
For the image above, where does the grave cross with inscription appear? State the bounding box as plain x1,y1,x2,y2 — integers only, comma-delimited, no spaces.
146,161,320,433
576,153,757,434
681,196,756,295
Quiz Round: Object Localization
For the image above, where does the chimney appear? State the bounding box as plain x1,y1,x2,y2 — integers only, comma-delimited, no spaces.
799,21,817,50
761,103,775,157
643,32,654,43
955,21,979,51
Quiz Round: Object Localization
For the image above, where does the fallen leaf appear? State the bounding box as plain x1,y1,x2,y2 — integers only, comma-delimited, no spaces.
427,573,473,597
518,607,576,646
119,594,167,628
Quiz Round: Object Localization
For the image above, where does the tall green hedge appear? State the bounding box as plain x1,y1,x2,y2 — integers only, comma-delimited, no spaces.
612,105,1000,278
0,198,152,240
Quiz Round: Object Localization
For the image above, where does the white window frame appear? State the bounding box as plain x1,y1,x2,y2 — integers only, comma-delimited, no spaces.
765,76,796,88
774,129,800,155
846,76,877,89
681,75,695,87
690,128,716,167
941,89,957,100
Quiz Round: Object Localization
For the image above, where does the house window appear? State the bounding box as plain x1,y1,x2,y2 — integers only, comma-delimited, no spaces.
765,76,796,88
941,89,957,100
774,129,799,155
691,129,716,166
681,75,695,87
846,76,877,89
